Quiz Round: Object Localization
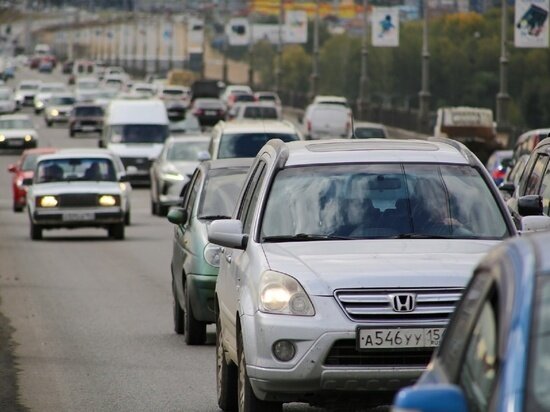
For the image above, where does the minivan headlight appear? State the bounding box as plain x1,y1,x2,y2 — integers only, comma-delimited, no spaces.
203,243,222,267
38,195,58,207
259,271,315,316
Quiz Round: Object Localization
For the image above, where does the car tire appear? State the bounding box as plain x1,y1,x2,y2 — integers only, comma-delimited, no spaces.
158,204,169,217
46,120,52,127
184,279,206,345
216,311,237,411
108,223,124,240
124,209,131,226
13,203,23,212
69,129,75,137
151,198,158,215
30,221,42,240
173,277,184,334
238,331,282,412
34,109,39,115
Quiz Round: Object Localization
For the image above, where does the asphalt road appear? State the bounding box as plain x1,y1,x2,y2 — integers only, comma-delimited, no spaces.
0,67,390,412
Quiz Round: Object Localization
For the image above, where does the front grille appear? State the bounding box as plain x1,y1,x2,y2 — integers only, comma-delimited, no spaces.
58,193,100,207
121,157,152,171
324,339,433,367
24,96,34,102
80,120,99,126
335,288,462,325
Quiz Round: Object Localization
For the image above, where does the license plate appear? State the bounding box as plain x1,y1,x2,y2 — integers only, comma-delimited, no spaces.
82,126,95,131
357,327,444,350
205,110,217,116
7,139,23,146
62,212,95,222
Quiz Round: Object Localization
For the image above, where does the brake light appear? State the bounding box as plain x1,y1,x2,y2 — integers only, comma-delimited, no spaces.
307,120,311,132
492,168,506,181
193,109,203,116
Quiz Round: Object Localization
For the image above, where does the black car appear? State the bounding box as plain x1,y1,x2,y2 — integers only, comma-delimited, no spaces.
191,98,226,127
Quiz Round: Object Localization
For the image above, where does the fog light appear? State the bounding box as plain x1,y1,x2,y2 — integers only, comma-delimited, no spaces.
24,134,32,142
272,340,296,362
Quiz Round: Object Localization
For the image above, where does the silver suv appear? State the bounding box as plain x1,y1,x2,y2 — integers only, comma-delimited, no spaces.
209,138,516,411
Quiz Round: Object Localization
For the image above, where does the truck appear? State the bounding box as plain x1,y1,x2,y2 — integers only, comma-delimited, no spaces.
434,106,502,164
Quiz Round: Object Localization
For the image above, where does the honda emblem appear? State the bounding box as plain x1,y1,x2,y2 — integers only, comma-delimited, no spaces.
389,293,416,312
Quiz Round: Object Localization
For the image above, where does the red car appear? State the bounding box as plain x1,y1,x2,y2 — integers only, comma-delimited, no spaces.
8,147,57,212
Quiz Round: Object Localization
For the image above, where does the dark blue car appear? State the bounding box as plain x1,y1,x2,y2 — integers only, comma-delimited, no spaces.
393,231,550,412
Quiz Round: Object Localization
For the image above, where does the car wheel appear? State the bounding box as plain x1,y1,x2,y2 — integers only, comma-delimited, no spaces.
69,129,75,137
108,223,124,240
172,277,184,334
34,109,39,115
13,203,23,212
238,332,282,412
46,120,52,127
151,198,158,215
184,279,206,345
217,311,237,411
124,209,131,226
30,221,42,240
158,204,169,217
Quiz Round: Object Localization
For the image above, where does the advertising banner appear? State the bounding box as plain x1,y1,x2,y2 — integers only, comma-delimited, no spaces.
371,7,399,47
515,0,549,48
187,17,205,47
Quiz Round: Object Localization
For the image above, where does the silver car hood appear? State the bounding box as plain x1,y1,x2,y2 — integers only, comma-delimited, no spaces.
0,129,37,138
262,239,499,295
107,143,164,159
32,181,121,196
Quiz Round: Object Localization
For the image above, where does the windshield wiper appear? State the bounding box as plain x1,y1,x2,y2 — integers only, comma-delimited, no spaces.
390,233,452,239
199,215,230,220
262,233,354,242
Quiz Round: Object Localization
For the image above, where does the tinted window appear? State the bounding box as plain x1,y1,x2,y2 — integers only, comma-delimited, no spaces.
22,154,40,171
198,168,249,219
49,97,75,105
111,124,169,144
234,94,255,103
75,106,104,117
355,127,386,139
36,158,117,183
218,133,299,159
185,171,201,217
525,155,549,195
243,164,267,234
243,106,278,120
166,140,209,161
260,164,509,240
0,119,33,129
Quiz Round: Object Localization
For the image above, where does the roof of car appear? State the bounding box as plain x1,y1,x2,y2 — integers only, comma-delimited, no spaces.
200,157,255,172
22,147,57,155
278,139,473,166
0,114,32,120
165,135,210,144
37,148,119,161
215,120,297,134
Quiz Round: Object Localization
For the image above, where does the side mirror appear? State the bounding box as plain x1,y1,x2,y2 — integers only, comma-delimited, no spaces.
499,182,515,196
208,219,248,250
98,139,104,148
7,163,17,173
393,384,469,412
197,150,211,162
520,215,550,234
167,207,188,225
518,195,543,216
119,174,129,182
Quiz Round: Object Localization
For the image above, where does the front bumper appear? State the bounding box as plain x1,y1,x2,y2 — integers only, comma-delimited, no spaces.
0,139,36,150
187,274,217,323
47,113,70,122
32,207,124,228
241,296,432,402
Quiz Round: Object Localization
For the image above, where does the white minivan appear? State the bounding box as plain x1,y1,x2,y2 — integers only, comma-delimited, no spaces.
303,103,352,140
99,99,169,185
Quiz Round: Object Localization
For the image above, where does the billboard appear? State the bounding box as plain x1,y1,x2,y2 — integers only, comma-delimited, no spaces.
515,0,549,48
371,7,399,47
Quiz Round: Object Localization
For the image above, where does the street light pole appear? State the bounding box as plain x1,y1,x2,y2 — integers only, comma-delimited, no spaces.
275,0,284,94
496,0,510,129
356,0,369,120
222,0,229,84
248,14,254,88
418,0,430,130
309,0,320,101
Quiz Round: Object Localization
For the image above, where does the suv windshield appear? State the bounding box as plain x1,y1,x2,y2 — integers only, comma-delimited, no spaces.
198,168,249,219
75,106,103,116
111,124,169,144
261,163,509,240
36,158,117,183
166,140,209,161
218,133,299,158
49,97,75,105
0,119,33,129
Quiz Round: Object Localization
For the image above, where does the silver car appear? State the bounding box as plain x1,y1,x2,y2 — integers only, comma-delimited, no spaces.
150,135,210,216
44,94,76,127
27,149,131,240
209,138,518,411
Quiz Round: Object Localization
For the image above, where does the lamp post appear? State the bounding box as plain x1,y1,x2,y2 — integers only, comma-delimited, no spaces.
356,0,369,120
248,14,255,88
496,0,510,129
309,0,320,101
275,0,284,94
418,0,430,131
222,0,229,84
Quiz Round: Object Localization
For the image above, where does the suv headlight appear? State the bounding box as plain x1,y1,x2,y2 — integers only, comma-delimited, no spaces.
38,195,58,207
203,243,222,267
259,271,315,316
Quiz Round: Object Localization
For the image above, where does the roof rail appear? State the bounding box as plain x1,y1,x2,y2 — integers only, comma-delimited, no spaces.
427,136,480,166
266,139,290,169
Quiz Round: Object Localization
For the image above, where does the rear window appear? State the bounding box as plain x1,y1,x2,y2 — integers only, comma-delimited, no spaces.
234,94,255,103
111,124,169,144
355,127,387,139
258,95,276,102
163,89,184,96
75,106,103,116
243,106,278,120
218,133,299,158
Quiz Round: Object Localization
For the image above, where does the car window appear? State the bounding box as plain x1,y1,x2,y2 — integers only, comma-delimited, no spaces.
218,133,299,158
260,163,510,240
184,170,202,218
525,155,549,195
35,158,117,183
458,296,499,412
519,154,542,195
166,141,208,161
242,106,278,120
237,162,265,224
354,127,386,139
242,164,267,235
198,168,249,219
539,163,550,215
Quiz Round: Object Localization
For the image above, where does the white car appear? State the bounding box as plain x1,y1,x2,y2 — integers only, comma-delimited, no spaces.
130,82,157,98
208,138,519,411
220,84,253,105
353,121,389,139
102,74,128,91
75,77,100,102
0,114,38,150
227,102,281,121
34,82,67,114
312,95,349,107
157,85,191,118
27,149,131,240
303,103,352,139
0,87,16,113
15,80,42,107
44,94,76,126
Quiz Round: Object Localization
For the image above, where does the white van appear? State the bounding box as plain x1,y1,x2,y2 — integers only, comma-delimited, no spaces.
303,103,352,139
100,99,169,184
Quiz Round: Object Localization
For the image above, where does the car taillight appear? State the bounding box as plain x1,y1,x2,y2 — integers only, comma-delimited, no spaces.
193,109,203,116
492,168,506,181
307,120,311,132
